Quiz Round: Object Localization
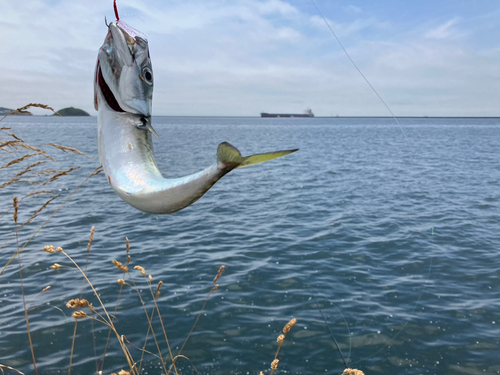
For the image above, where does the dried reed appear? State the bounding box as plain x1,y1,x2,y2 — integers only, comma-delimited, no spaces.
265,318,297,375
1,165,101,276
24,190,54,198
23,194,61,225
14,161,50,178
100,239,131,373
57,247,138,374
0,364,26,375
125,266,169,374
12,197,39,375
46,143,91,159
341,369,365,375
1,106,311,375
1,107,104,375
0,153,38,170
166,265,226,375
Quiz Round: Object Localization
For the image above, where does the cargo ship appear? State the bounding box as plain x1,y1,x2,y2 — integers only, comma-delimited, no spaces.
261,108,314,118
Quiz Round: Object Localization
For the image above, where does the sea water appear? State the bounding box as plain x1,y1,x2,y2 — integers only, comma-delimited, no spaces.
1,115,499,374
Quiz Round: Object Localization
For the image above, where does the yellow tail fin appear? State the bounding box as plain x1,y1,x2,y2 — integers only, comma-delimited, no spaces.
216,142,298,168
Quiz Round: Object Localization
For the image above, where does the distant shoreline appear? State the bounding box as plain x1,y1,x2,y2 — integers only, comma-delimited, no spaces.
153,115,500,119
9,115,500,119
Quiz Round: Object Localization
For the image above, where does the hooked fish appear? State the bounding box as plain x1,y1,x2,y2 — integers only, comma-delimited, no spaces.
94,16,298,214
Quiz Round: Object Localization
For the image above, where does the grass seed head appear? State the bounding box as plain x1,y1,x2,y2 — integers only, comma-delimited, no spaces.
277,334,285,343
46,142,90,158
156,281,163,298
87,226,95,251
3,154,38,171
214,265,226,283
13,196,19,223
25,195,61,225
134,265,146,275
341,369,365,375
43,245,55,253
41,286,51,293
271,359,279,370
79,299,89,307
25,190,54,198
118,370,130,375
50,263,62,270
72,311,88,319
283,318,297,334
66,299,80,309
12,103,56,115
118,279,126,286
55,247,63,252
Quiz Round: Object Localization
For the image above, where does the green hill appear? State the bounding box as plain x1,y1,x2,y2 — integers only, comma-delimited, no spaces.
55,107,90,116
0,107,32,116
0,107,12,115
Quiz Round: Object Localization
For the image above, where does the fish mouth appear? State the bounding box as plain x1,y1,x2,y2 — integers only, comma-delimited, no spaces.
97,23,132,114
97,60,125,113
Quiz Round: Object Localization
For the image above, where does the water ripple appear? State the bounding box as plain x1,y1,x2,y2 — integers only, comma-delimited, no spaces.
1,116,500,374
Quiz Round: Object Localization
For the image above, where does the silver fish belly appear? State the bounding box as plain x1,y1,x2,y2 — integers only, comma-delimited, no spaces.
97,106,225,214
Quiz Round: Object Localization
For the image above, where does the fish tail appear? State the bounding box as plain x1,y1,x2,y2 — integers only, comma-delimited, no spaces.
216,142,298,170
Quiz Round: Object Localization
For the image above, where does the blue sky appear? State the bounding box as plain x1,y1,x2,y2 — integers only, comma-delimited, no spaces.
0,0,499,116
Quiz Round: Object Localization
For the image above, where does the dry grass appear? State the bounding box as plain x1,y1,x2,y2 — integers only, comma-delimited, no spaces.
264,318,297,375
39,239,227,375
1,104,94,375
341,369,365,375
0,108,230,374
0,104,344,375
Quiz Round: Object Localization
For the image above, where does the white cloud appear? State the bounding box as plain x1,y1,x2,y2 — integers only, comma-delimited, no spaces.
0,1,498,116
309,14,386,39
254,0,299,17
424,17,461,40
345,5,362,14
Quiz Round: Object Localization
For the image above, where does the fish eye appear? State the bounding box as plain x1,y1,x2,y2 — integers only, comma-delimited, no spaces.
142,67,153,85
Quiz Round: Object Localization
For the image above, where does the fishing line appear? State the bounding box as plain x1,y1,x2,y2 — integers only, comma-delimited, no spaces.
309,0,412,149
320,308,348,367
350,231,434,365
309,0,436,367
308,285,352,366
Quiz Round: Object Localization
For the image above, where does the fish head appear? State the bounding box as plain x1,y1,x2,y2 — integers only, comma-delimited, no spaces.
95,22,153,117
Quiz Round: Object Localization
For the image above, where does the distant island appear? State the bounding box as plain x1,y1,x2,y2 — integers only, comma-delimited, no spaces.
2,106,90,116
54,107,90,116
0,107,32,116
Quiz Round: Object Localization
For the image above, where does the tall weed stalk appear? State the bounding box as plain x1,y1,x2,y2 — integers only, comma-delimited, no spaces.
0,105,304,375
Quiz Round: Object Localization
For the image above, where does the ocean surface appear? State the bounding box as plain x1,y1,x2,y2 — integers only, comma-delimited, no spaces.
1,115,499,375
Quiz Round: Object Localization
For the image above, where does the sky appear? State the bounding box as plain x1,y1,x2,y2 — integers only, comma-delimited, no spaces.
0,0,499,116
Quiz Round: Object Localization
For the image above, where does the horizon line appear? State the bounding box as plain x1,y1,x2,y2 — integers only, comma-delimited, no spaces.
21,115,500,119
